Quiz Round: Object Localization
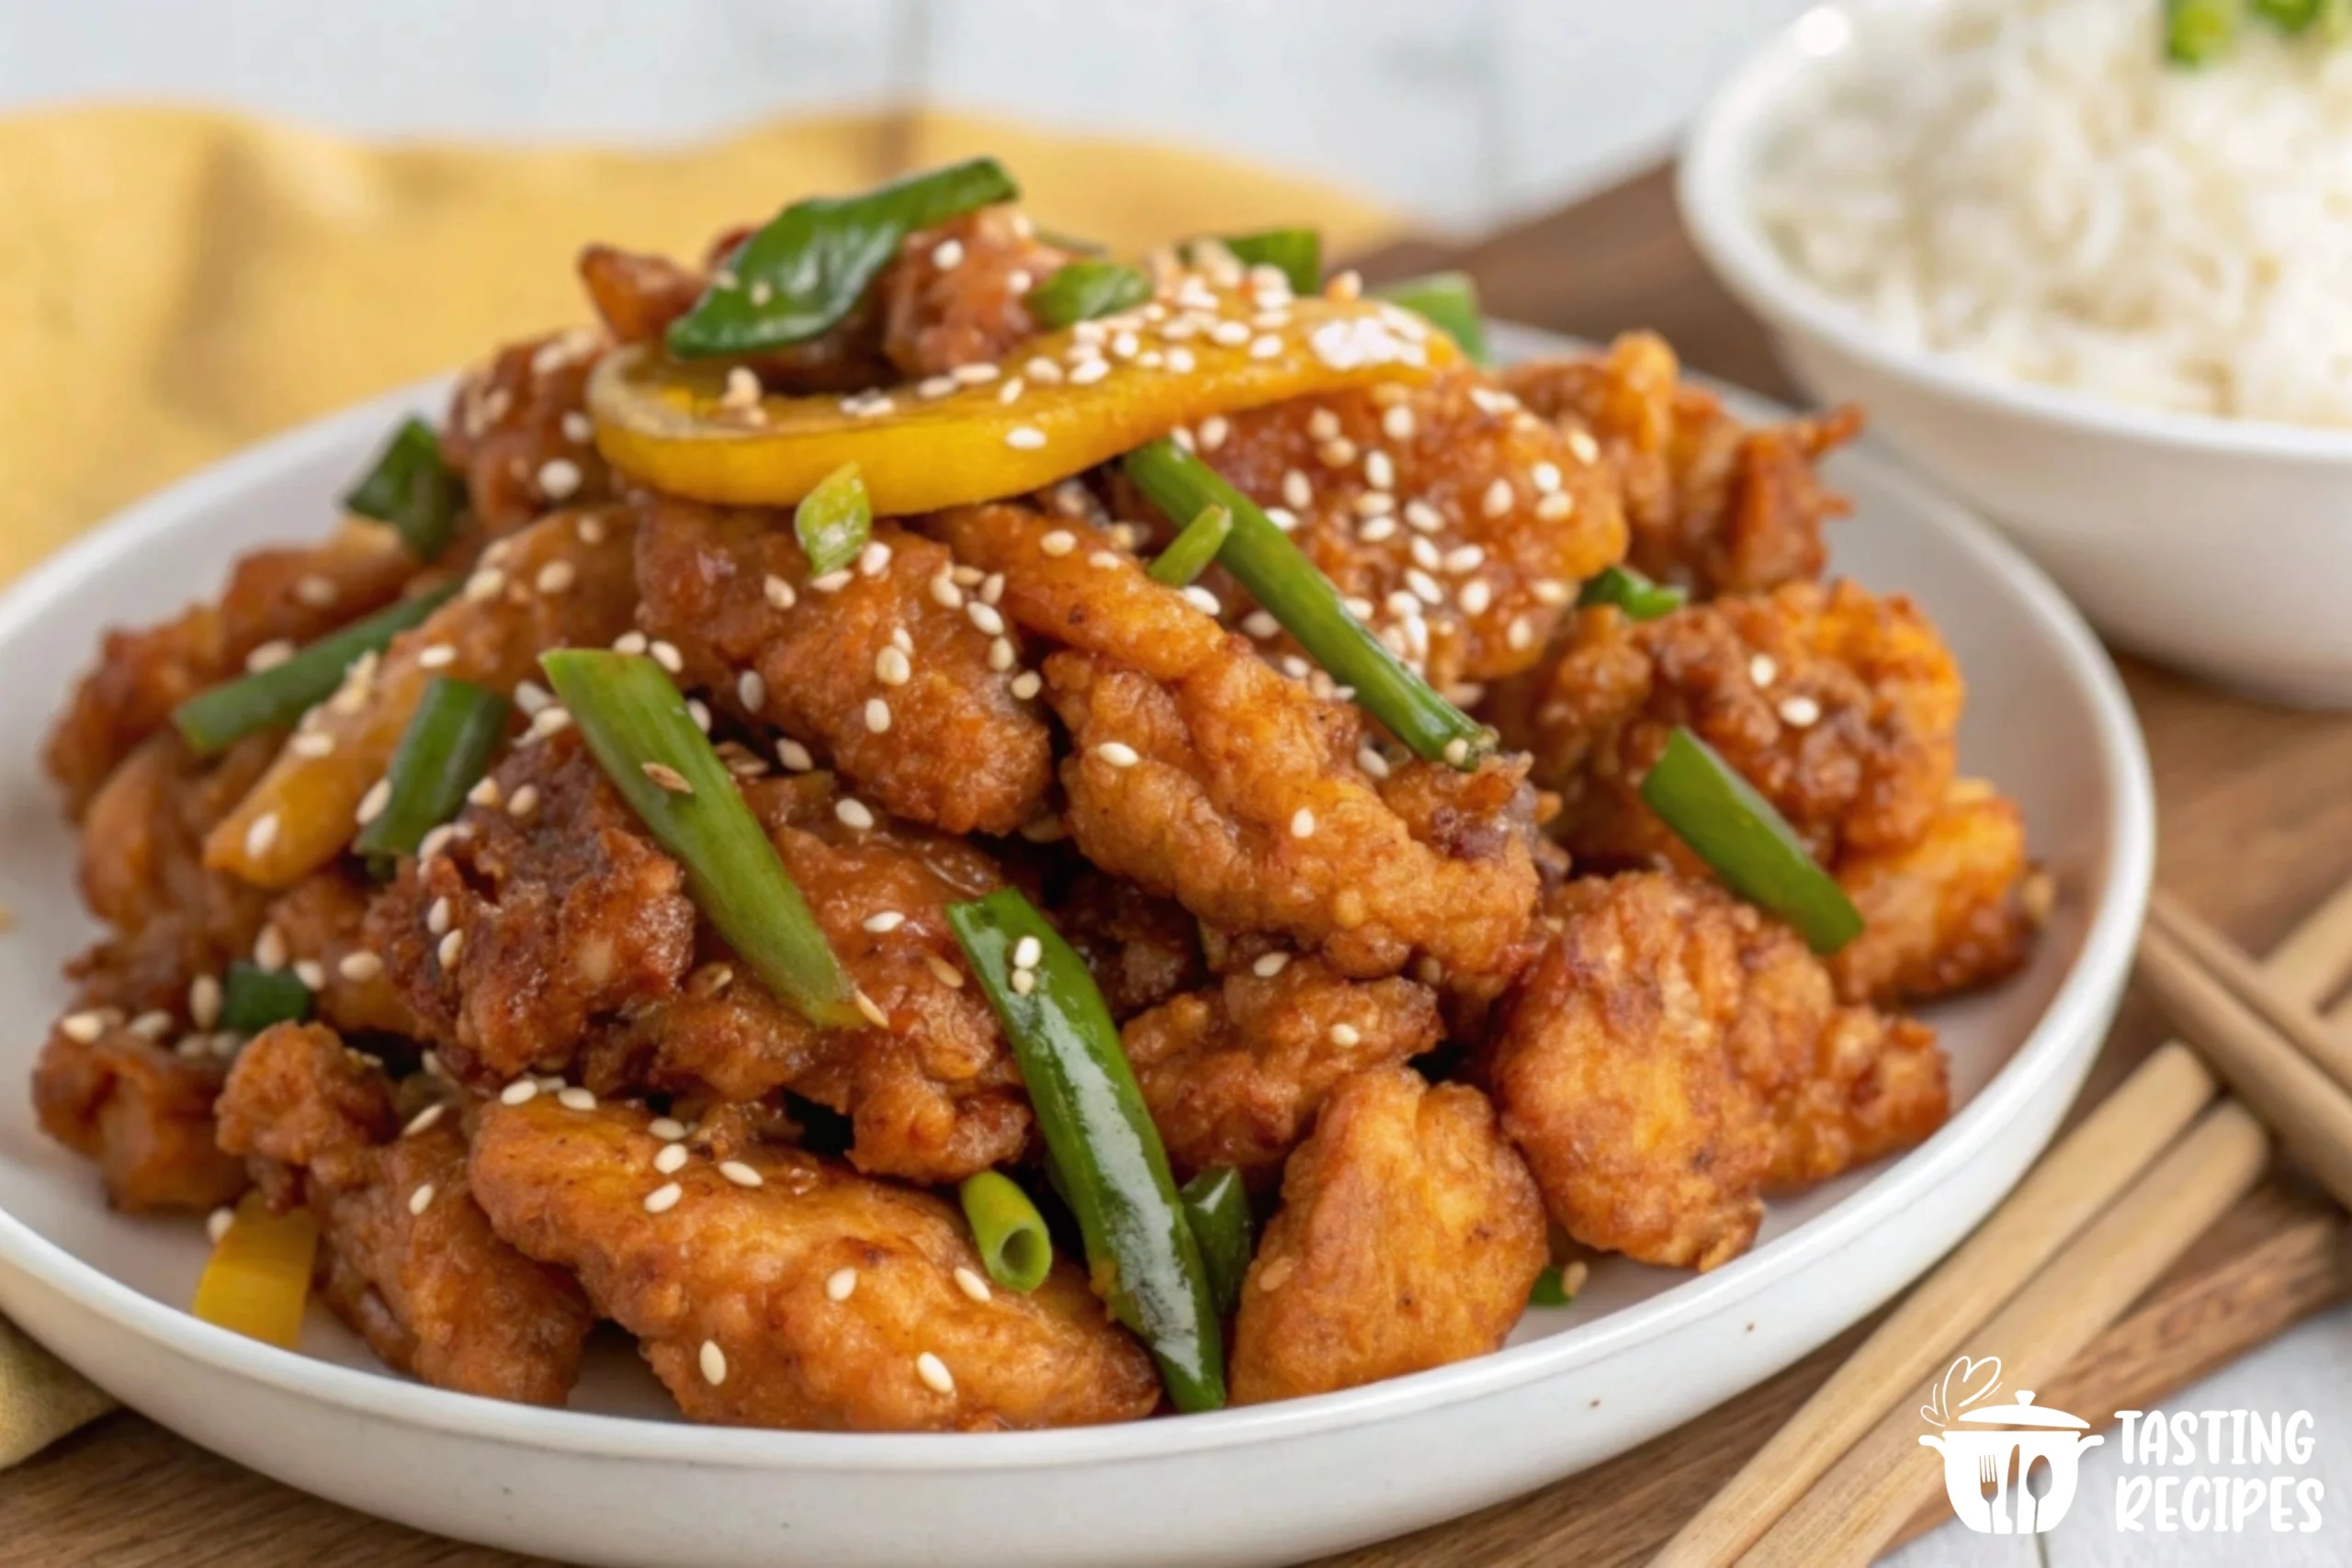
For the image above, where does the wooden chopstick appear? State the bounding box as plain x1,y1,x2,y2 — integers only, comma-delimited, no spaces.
1655,874,2352,1568
1739,1100,2272,1567
2146,888,2352,1098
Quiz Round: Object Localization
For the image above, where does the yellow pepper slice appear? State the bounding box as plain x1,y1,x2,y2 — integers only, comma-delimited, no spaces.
192,1193,320,1348
588,295,1458,513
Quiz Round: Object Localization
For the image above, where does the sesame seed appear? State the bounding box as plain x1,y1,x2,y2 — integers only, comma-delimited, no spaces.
1199,414,1229,451
650,639,685,674
244,812,280,860
1462,581,1495,616
1011,671,1042,700
1443,737,1472,766
1211,320,1251,348
1536,491,1575,522
929,573,966,610
1407,569,1445,606
126,1010,170,1040
654,1142,689,1175
208,1207,236,1245
764,575,797,610
1482,479,1514,518
1291,807,1317,839
1248,333,1283,360
559,1086,597,1111
407,1184,435,1217
291,732,335,759
1282,469,1313,509
836,798,876,830
437,930,465,967
418,643,457,670
721,367,762,411
918,375,957,400
649,1117,687,1141
1005,426,1046,450
403,1102,446,1137
826,1268,858,1302
644,1182,684,1214
1094,741,1141,768
1405,500,1445,534
989,637,1017,672
187,975,222,1029
1382,405,1417,441
1012,935,1044,971
1364,450,1396,490
1040,529,1077,557
955,1267,992,1303
614,631,649,656
254,924,288,972
1360,516,1397,545
59,1010,106,1044
916,1352,956,1395
537,458,582,500
500,1079,539,1106
699,1340,729,1387
1010,969,1035,996
864,910,907,934
1257,1257,1296,1292
1252,952,1290,978
640,761,693,795
1318,437,1359,469
719,1161,763,1189
426,896,452,936
932,237,965,270
294,574,337,608
1182,585,1222,617
1358,746,1392,779
777,739,815,772
1568,430,1601,464
967,602,1006,637
507,784,540,818
982,573,1006,604
865,697,892,733
1750,654,1779,688
855,990,892,1029
245,639,294,672
292,959,327,991
529,705,571,739
1780,694,1822,728
536,560,575,595
1507,615,1534,650
999,377,1025,404
729,670,766,713
340,951,384,983
860,540,894,578
1069,357,1110,386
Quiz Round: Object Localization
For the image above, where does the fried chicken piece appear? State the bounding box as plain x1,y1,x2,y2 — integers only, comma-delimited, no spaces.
1229,1066,1544,1404
634,498,1052,835
368,730,697,1082
469,1097,1159,1431
32,1019,244,1213
1054,868,1207,1021
1830,782,2041,1006
216,1023,592,1404
44,523,418,816
1488,874,1947,1271
1488,580,1962,868
265,871,424,1038
439,329,614,533
1124,954,1442,1188
1162,369,1626,689
878,206,1073,379
1500,333,1861,598
79,731,277,954
937,502,1543,992
582,773,1029,1184
577,244,704,344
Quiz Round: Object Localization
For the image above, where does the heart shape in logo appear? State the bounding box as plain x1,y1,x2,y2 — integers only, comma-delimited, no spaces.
1920,1354,2003,1427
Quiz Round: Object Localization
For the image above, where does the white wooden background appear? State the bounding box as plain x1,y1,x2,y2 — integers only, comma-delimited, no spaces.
0,2,2346,1562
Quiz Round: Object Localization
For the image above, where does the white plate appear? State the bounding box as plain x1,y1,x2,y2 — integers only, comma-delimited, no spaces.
0,326,2152,1568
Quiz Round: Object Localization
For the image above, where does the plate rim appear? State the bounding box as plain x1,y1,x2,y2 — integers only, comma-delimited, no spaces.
0,324,2155,1473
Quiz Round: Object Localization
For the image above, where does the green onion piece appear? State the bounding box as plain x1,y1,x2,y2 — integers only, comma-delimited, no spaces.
1529,1265,1575,1308
351,677,510,863
958,1170,1055,1294
2165,0,2241,62
540,650,862,1029
1146,503,1233,586
1371,271,1490,365
1122,439,1487,770
1179,1166,1253,1319
342,416,464,561
171,586,458,756
1026,260,1153,329
1035,226,1109,256
795,462,872,576
2252,0,2346,30
1638,727,1864,954
945,887,1226,1412
219,962,312,1034
667,157,1020,357
1217,229,1321,296
1577,564,1687,621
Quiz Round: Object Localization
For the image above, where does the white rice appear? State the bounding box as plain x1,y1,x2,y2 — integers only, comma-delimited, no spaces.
1752,0,2352,426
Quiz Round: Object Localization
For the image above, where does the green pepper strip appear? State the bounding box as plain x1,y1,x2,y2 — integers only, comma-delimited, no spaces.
1638,727,1864,954
1218,229,1321,296
342,416,464,561
1529,1265,1575,1308
541,650,863,1029
351,677,510,863
1026,260,1153,329
1371,271,1490,366
667,156,1020,357
1123,439,1487,770
1146,502,1232,587
945,887,1226,1412
1178,1166,1253,1319
220,962,312,1034
1577,564,1687,621
795,462,873,577
2165,0,2241,62
172,585,458,755
2252,0,2346,32
958,1170,1055,1294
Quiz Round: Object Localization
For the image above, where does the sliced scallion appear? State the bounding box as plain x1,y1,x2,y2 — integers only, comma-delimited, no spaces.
1146,502,1233,586
1371,271,1490,365
1026,260,1153,329
342,416,464,560
171,586,458,755
219,963,313,1034
795,462,872,576
351,677,509,863
1179,1165,1253,1318
1217,229,1321,296
1577,564,1687,620
2165,0,2241,62
958,1170,1055,1293
1530,1265,1575,1307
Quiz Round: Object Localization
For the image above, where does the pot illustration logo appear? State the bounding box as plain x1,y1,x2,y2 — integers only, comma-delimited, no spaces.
1918,1357,2103,1535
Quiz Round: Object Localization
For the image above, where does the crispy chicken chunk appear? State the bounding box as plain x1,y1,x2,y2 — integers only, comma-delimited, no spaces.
1124,954,1442,1188
440,329,614,533
469,1097,1159,1431
78,731,277,957
266,871,424,1039
635,498,1052,835
1490,580,1963,869
938,502,1543,991
217,1023,592,1404
1488,874,1948,1271
1230,1066,1544,1404
1054,869,1207,1021
32,1020,244,1213
1831,782,2041,1006
1170,369,1626,689
879,207,1073,380
577,244,704,345
45,524,417,816
1500,333,1860,599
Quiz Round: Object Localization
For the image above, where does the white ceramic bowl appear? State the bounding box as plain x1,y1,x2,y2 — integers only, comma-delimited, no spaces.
1680,2,2352,707
0,336,2153,1567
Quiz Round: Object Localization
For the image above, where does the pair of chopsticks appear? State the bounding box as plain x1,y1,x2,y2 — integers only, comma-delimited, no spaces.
1654,878,2352,1567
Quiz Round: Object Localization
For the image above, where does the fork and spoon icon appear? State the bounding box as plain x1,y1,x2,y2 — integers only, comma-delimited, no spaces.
1977,1450,2056,1533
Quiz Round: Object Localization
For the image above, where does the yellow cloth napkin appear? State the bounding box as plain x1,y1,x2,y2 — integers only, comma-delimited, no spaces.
0,103,1398,1467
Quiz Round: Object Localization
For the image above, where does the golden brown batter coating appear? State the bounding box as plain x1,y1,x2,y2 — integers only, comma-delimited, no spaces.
1500,332,1860,599
1830,782,2041,1006
440,329,614,534
32,1019,245,1213
217,1023,593,1405
1230,1066,1545,1404
1053,868,1209,1022
264,870,424,1039
879,206,1073,380
937,502,1544,991
1124,953,1442,1189
469,1096,1160,1431
634,498,1053,836
1488,874,1947,1271
78,731,277,956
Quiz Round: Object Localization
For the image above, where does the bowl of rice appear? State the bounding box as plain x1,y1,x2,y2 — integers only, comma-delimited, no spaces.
1680,0,2352,705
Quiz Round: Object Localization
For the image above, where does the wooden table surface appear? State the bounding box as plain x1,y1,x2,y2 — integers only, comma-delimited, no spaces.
9,164,2352,1568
